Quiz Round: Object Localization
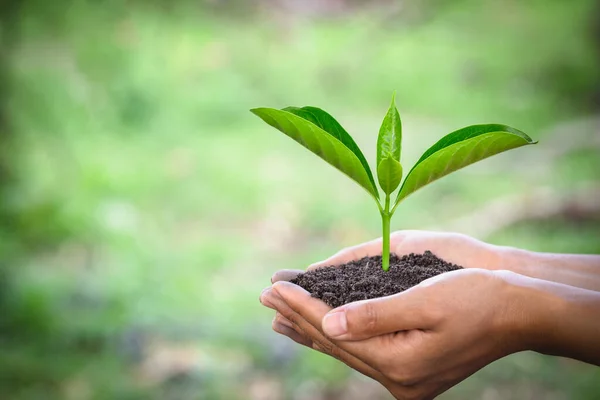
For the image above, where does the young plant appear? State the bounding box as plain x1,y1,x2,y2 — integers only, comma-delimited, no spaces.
251,95,537,271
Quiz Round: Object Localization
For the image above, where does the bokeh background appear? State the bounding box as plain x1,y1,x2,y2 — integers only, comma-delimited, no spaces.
1,0,600,399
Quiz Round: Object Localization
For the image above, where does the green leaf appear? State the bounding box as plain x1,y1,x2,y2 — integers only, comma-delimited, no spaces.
250,107,380,200
283,106,377,193
396,124,537,204
376,92,402,167
377,157,403,195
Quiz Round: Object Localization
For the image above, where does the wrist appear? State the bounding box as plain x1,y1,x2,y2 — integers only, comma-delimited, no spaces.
492,266,600,365
492,244,543,277
492,270,560,354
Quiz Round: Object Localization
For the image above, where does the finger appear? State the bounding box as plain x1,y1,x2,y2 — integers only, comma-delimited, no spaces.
322,287,439,340
274,312,335,358
307,237,384,271
272,315,313,348
273,313,342,359
265,287,340,355
274,312,297,332
263,286,384,381
271,281,387,365
271,269,304,283
259,286,277,310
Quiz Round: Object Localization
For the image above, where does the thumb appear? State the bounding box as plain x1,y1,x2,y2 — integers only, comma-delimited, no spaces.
321,289,438,341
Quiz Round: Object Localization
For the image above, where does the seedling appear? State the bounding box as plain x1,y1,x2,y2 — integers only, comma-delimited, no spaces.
251,94,537,271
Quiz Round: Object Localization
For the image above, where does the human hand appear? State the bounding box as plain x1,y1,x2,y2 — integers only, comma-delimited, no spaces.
314,230,600,292
261,231,600,398
308,230,506,271
261,267,538,399
269,231,510,289
274,229,600,290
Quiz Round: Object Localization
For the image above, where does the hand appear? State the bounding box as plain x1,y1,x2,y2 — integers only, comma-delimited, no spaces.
278,230,600,290
260,231,600,398
307,230,505,271
269,231,506,292
261,268,534,399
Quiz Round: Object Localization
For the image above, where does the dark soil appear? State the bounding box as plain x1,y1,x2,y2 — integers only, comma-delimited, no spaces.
290,251,463,308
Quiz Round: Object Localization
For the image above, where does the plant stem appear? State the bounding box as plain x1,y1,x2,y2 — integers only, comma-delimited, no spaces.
381,194,391,271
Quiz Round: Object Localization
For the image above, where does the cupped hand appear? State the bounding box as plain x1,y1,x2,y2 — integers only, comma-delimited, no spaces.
261,267,534,400
268,230,508,291
308,230,507,271
261,231,536,398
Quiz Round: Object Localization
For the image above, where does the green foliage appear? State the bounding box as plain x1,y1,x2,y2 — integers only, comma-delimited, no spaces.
376,93,403,195
396,124,537,204
376,93,402,165
252,96,537,270
283,106,378,194
377,157,403,195
250,107,380,201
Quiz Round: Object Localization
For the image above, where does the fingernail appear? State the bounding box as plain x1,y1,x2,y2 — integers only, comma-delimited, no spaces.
322,310,347,338
260,288,274,308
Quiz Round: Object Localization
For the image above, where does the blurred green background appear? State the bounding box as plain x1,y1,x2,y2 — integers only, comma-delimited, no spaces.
1,0,599,399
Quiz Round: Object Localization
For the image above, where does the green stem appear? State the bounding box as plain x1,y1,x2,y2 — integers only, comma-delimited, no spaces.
381,194,391,272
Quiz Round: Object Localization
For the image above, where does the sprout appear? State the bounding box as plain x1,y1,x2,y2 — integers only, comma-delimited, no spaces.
251,94,536,271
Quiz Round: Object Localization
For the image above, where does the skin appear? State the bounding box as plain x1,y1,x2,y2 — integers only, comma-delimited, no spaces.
259,230,600,400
